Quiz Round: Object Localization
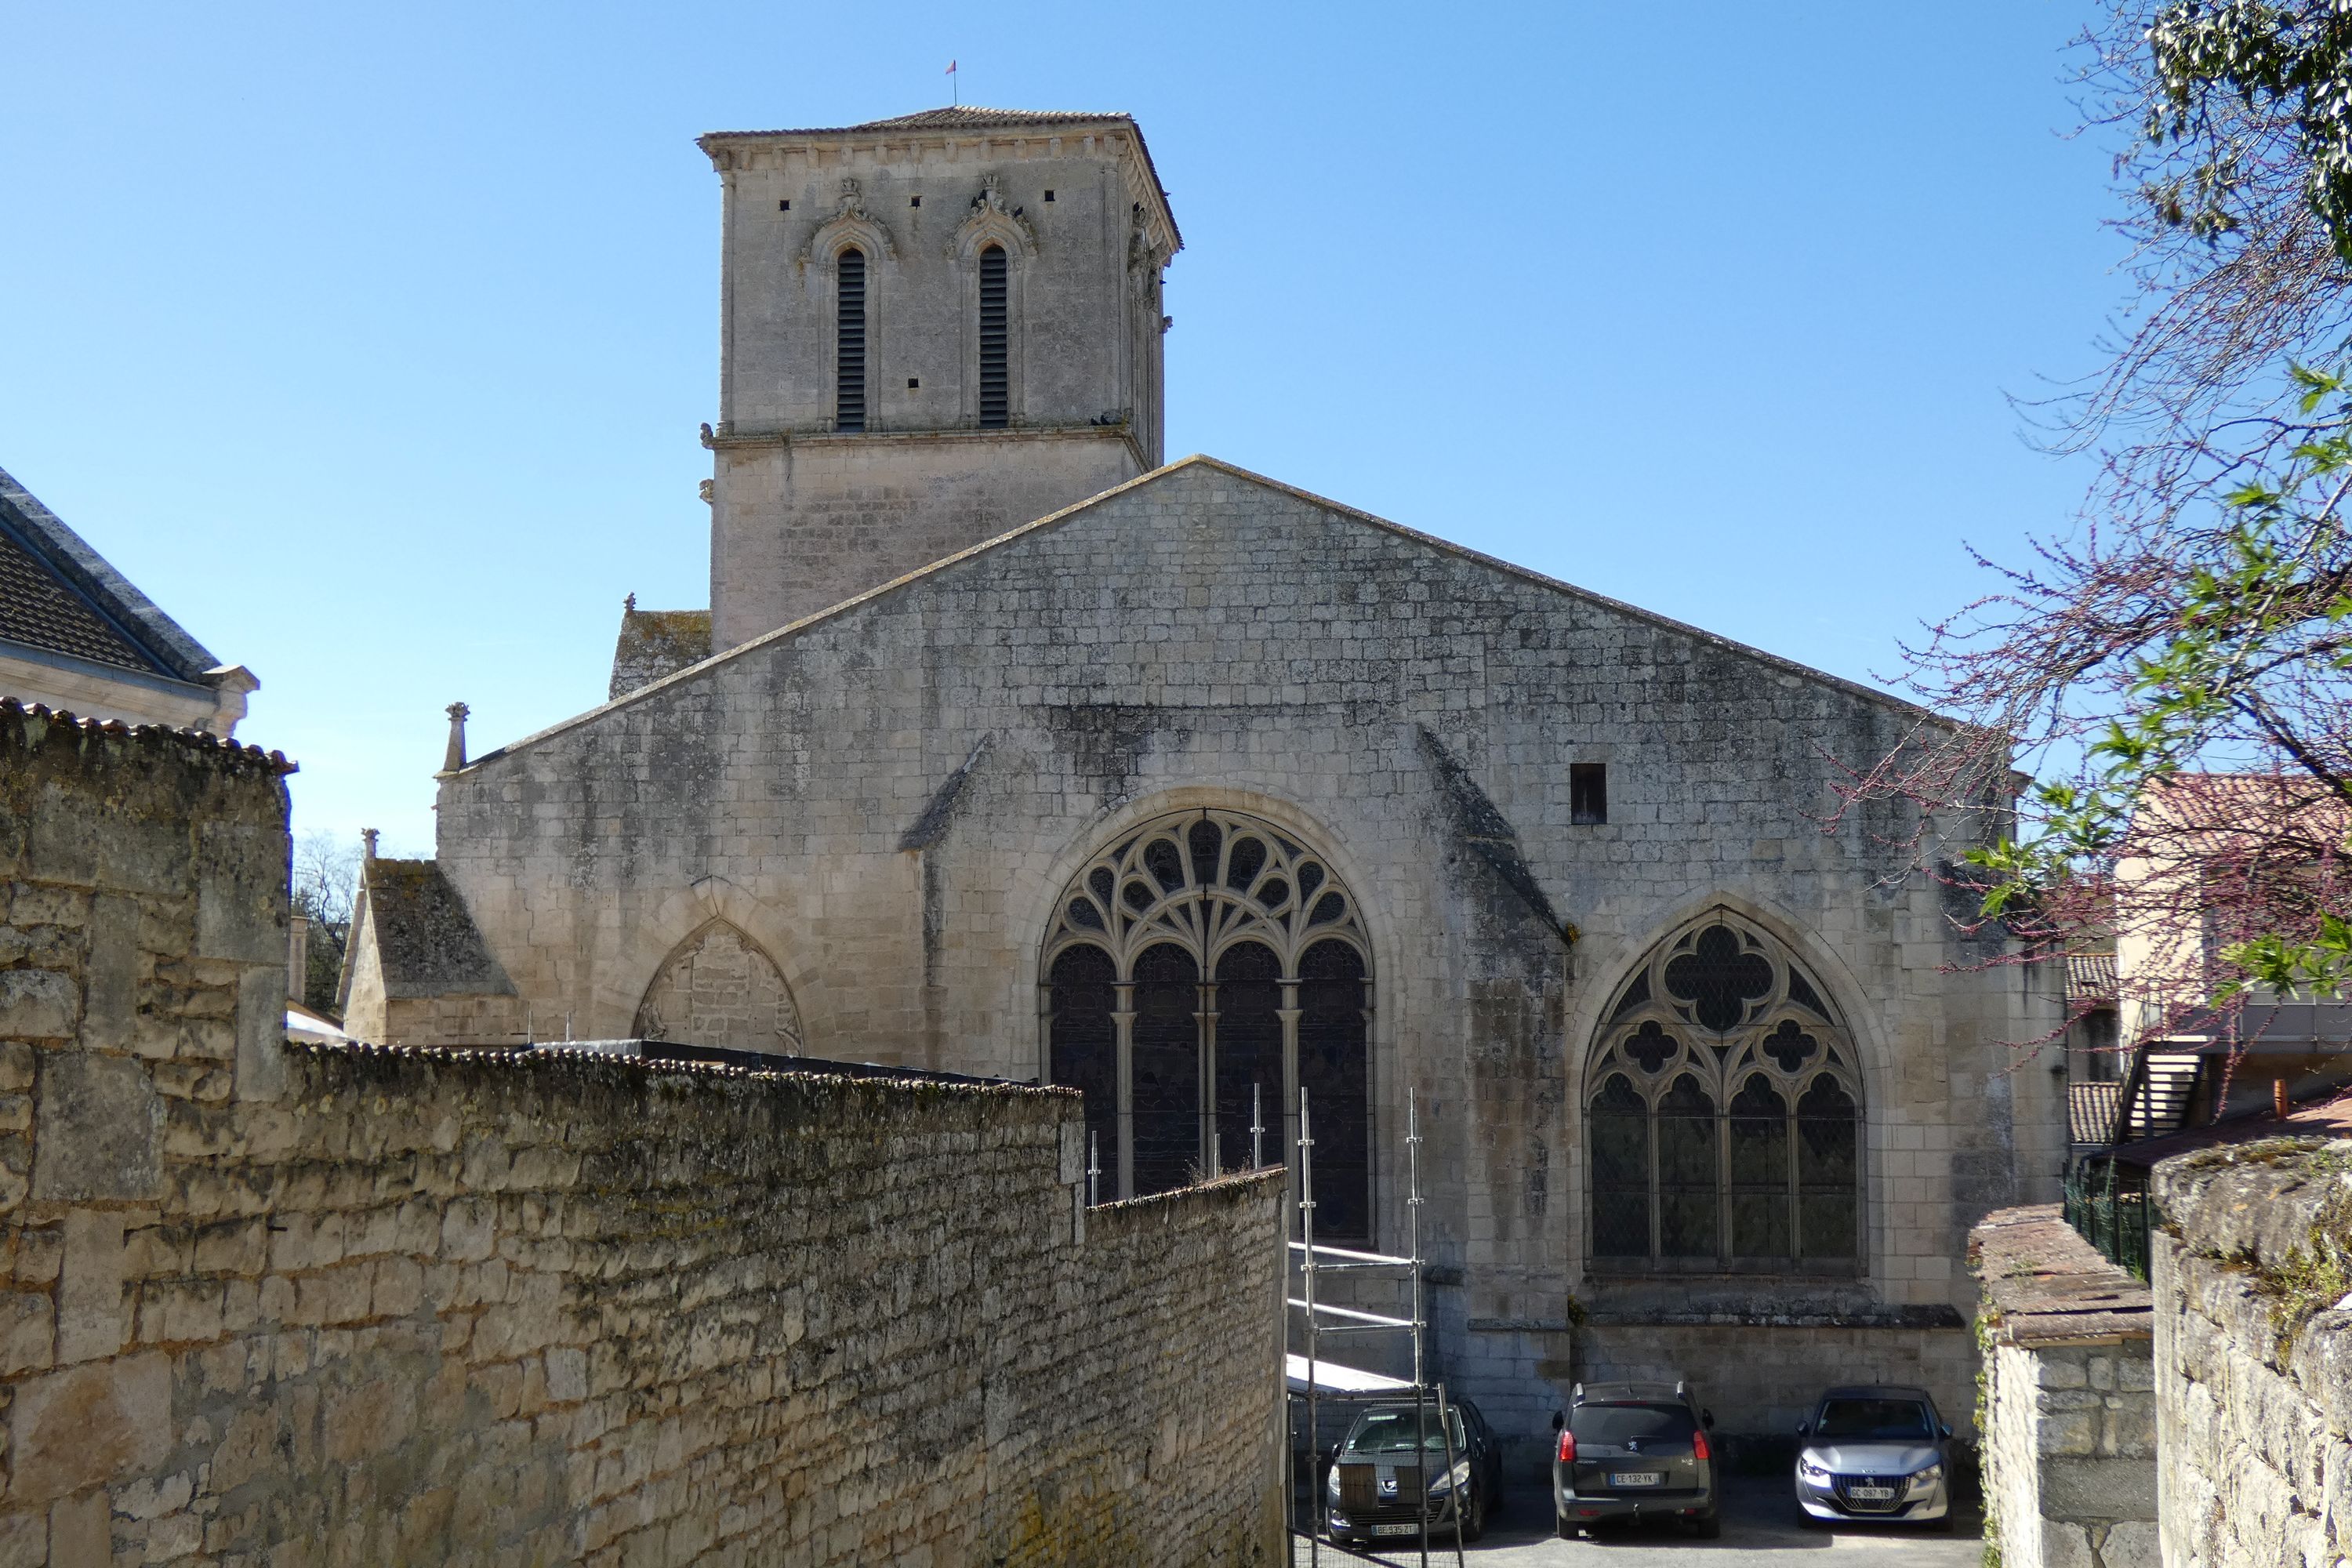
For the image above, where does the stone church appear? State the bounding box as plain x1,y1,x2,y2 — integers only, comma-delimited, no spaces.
342,107,2064,1452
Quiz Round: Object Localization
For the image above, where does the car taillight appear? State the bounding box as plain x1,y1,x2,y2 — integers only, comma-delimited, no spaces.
1557,1431,1577,1463
1692,1429,1711,1462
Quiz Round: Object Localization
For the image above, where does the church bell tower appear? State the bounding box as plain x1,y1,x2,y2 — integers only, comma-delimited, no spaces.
696,108,1181,649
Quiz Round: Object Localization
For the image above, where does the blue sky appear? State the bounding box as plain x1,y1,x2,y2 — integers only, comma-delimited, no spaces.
1,2,2121,853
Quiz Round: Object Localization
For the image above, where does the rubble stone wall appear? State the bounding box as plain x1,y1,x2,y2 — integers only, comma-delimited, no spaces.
2151,1138,2352,1568
0,702,1287,1566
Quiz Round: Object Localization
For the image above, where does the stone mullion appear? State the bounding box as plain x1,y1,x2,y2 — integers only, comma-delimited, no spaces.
1786,1099,1802,1265
1113,982,1137,1200
1716,1093,1732,1268
1035,982,1054,1085
1648,1087,1664,1264
1196,979,1219,1177
1279,978,1301,1223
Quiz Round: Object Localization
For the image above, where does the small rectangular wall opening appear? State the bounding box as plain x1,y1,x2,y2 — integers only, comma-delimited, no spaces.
1570,763,1608,825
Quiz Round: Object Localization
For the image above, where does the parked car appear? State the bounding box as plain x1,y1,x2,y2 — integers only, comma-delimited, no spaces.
1552,1381,1720,1537
1793,1384,1955,1528
1323,1396,1502,1546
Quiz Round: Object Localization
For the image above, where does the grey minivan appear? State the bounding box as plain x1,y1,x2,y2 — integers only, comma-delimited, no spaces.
1552,1381,1720,1537
1793,1385,1955,1527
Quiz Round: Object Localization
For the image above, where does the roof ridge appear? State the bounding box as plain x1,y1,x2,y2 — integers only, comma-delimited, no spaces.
703,107,1132,138
465,458,1941,771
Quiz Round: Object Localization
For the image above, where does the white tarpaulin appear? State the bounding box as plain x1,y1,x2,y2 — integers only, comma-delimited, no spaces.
1285,1353,1411,1396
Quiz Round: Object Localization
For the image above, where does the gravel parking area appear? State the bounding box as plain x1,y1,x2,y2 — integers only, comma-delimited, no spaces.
1291,1475,1984,1566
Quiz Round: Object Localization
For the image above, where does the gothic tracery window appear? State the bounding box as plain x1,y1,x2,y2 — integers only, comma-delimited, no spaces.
1042,810,1374,1234
1585,912,1861,1271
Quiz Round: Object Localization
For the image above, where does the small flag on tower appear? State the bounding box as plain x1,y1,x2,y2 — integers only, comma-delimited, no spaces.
946,60,957,74
946,58,958,104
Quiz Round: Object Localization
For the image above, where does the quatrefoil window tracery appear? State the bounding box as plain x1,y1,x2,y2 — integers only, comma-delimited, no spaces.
1585,910,1863,1270
1591,913,1853,1103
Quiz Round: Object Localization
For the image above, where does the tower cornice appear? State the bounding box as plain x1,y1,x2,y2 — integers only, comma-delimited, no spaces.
697,111,1180,262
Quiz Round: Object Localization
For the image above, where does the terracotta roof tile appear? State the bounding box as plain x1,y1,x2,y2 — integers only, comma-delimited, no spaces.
0,528,157,671
702,107,1130,139
1970,1203,2151,1346
0,463,225,683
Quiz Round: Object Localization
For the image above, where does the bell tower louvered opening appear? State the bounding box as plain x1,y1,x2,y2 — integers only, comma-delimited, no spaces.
835,248,867,433
978,244,1008,429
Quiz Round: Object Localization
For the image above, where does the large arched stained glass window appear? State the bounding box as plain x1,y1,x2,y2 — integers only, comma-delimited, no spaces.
1042,809,1374,1235
1584,911,1862,1272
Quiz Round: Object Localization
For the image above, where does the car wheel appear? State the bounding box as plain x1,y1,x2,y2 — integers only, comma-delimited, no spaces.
1796,1508,1824,1530
1928,1511,1954,1533
1693,1510,1721,1540
1462,1490,1486,1544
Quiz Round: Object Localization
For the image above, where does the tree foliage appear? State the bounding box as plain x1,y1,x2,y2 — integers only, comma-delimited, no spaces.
1848,2,2352,1025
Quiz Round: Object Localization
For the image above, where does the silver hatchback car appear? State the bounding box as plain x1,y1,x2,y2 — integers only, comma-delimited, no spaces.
1793,1385,1954,1528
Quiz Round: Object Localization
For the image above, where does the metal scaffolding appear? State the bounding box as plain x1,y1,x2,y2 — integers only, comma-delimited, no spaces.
1289,1088,1467,1567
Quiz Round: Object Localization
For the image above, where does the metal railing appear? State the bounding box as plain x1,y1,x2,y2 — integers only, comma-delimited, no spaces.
2062,1159,2152,1281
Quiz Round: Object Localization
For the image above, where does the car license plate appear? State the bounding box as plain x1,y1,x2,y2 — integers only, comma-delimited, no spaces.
1373,1523,1419,1537
1610,1472,1664,1486
1849,1485,1896,1501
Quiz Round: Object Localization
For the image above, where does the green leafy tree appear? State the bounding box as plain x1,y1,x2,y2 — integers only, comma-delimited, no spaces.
1849,2,2352,1020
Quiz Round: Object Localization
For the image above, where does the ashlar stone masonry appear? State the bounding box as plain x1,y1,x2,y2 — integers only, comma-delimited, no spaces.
357,105,2071,1468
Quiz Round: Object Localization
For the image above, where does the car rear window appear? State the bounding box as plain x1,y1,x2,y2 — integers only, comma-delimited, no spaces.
1569,1403,1697,1443
1815,1399,1934,1442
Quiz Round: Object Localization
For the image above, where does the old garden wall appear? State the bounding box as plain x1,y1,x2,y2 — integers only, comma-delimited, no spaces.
2151,1138,2352,1568
0,700,1287,1566
1971,1204,2158,1568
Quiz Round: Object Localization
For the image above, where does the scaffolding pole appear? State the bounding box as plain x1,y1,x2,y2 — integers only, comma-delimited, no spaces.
1287,1087,1466,1567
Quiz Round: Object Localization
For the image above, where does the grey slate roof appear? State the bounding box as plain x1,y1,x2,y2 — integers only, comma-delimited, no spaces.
0,464,223,681
608,605,713,701
360,858,515,997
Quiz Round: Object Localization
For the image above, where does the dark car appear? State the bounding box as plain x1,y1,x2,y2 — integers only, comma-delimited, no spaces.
1323,1396,1503,1546
1552,1381,1720,1538
1794,1384,1955,1528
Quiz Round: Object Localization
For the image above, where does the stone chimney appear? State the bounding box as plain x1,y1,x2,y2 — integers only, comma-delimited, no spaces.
361,828,379,862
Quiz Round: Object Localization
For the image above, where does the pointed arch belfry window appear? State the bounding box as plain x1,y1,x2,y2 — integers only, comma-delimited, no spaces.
1041,809,1374,1234
835,247,868,432
977,243,1009,428
1584,910,1861,1272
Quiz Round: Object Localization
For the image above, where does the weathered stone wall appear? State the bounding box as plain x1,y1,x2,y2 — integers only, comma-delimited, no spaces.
2152,1138,2352,1568
1969,1205,2157,1568
1982,1341,2158,1568
701,116,1175,644
0,702,1287,1566
710,430,1142,644
1572,1319,1975,1439
440,459,2060,1455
